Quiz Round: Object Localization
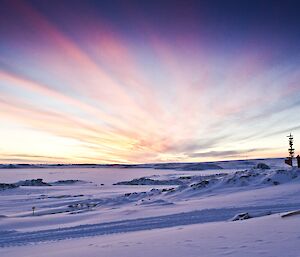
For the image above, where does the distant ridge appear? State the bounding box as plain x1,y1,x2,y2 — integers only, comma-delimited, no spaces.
0,158,285,171
0,162,222,171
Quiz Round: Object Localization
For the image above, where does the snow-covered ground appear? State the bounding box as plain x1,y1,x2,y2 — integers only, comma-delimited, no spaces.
0,158,300,256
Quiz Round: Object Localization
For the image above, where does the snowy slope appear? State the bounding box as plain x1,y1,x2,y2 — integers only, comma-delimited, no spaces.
0,158,299,256
1,214,299,257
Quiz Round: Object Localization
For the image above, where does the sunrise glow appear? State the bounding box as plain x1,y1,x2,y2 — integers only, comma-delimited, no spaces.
1,0,300,164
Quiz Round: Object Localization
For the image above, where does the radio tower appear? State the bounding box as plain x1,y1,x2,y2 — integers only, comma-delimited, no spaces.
287,133,295,166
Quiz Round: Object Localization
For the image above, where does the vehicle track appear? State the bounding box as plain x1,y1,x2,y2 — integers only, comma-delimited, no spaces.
1,202,300,247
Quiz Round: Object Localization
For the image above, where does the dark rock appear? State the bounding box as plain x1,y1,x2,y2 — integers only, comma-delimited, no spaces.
231,212,251,221
162,187,175,192
0,183,19,190
191,180,210,189
16,179,50,186
114,177,183,186
255,163,270,170
51,180,83,185
179,176,192,179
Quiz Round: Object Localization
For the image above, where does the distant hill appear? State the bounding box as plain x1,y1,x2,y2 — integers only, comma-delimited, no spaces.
0,158,286,171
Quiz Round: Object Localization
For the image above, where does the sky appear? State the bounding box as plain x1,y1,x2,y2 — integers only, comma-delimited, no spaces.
0,0,300,164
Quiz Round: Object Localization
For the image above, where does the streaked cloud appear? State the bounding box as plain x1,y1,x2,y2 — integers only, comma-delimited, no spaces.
0,0,300,163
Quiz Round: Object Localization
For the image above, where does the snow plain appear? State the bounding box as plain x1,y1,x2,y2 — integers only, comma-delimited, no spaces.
0,158,300,257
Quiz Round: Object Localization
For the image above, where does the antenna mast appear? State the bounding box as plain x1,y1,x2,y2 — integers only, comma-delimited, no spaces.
285,133,295,167
287,133,295,159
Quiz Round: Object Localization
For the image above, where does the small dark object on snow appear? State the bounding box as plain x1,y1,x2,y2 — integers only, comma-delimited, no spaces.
162,187,175,192
285,157,293,167
297,155,300,168
255,163,270,170
281,210,300,218
231,212,251,221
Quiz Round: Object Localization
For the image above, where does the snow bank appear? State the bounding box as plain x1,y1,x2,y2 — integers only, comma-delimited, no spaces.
1,179,89,188
115,168,299,198
187,168,299,194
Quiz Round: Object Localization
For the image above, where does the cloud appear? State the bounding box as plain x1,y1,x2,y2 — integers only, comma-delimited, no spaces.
161,134,232,155
1,1,299,164
1,153,68,160
266,125,300,138
188,148,272,158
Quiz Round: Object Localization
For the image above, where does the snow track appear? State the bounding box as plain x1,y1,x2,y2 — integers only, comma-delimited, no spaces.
1,202,300,247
